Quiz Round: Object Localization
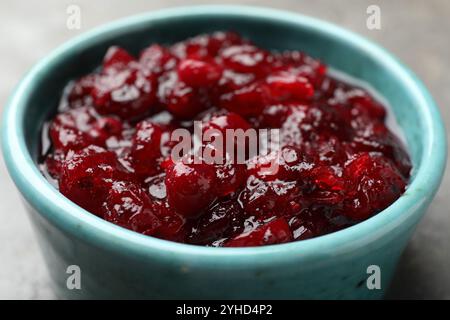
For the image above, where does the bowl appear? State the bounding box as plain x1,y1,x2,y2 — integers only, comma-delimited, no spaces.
1,5,447,299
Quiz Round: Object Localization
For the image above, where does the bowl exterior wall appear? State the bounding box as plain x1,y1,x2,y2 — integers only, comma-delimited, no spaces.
26,200,424,299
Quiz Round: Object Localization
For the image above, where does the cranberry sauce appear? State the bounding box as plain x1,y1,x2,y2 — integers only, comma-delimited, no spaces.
39,32,411,247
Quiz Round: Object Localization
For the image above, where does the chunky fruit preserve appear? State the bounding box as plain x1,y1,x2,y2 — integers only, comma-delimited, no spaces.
39,32,411,247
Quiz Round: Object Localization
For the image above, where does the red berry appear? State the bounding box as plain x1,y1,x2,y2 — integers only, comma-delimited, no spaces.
265,71,314,102
177,59,222,87
188,200,244,245
347,89,386,120
151,199,187,242
214,161,247,197
92,48,157,120
139,44,177,75
67,74,97,108
225,218,293,247
220,44,271,76
165,155,217,218
49,107,124,151
219,82,269,117
247,145,314,182
59,146,127,216
128,120,163,178
103,46,134,70
202,112,251,135
158,71,207,119
88,116,123,146
343,152,407,220
49,107,97,151
103,181,161,234
239,175,302,218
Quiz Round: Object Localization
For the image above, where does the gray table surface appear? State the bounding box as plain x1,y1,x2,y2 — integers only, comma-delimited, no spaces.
0,0,449,300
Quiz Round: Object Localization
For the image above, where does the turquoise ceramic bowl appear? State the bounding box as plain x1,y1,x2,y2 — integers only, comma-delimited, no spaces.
1,5,447,299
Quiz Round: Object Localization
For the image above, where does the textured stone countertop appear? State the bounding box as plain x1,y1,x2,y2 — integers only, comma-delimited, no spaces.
0,0,449,299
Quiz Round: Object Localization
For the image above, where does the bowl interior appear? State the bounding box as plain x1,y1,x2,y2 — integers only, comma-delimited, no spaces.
23,12,424,171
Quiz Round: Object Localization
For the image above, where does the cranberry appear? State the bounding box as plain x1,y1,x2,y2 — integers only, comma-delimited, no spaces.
89,116,123,146
177,59,222,87
150,199,187,241
103,181,161,234
139,44,177,75
103,46,134,70
225,218,293,247
41,32,411,247
216,70,255,94
273,51,327,83
258,103,297,128
165,156,218,217
67,74,97,108
219,82,269,117
158,71,207,119
347,89,386,120
91,48,157,120
201,112,253,158
49,107,97,151
49,107,124,151
202,112,251,135
265,71,314,102
128,120,163,178
343,152,406,220
220,44,271,76
206,31,245,55
188,200,244,245
288,208,337,240
239,175,302,218
247,145,314,182
304,166,347,206
214,161,247,197
276,104,349,146
49,124,93,152
309,136,348,165
44,150,66,179
171,32,244,60
59,146,127,216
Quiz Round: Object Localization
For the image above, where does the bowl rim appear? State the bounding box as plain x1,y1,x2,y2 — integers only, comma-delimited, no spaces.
1,5,447,263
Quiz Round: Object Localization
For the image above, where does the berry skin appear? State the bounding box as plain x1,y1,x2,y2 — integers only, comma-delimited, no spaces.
139,44,177,75
219,82,269,117
67,74,97,108
177,59,222,87
151,199,187,242
220,44,271,76
49,107,123,152
202,112,251,135
343,152,407,221
92,67,157,120
188,200,244,245
225,218,293,247
265,71,314,102
103,181,161,234
91,47,157,120
238,175,302,218
247,146,314,182
49,107,96,151
59,146,128,216
158,71,207,119
128,120,163,178
164,156,218,218
103,46,134,70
